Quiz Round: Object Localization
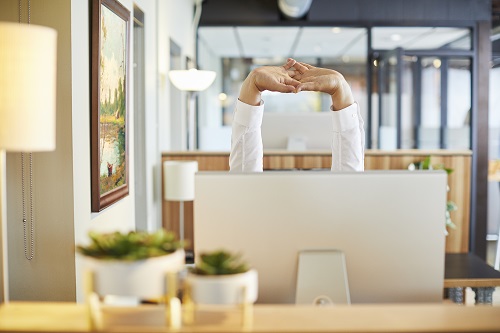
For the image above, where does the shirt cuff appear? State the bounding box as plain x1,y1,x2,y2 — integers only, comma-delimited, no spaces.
331,102,359,132
233,99,264,128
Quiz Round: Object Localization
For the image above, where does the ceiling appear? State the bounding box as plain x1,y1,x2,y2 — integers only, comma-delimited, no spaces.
198,26,470,63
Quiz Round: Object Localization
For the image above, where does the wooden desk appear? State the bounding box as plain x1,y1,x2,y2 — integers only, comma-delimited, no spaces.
1,302,500,332
444,253,500,304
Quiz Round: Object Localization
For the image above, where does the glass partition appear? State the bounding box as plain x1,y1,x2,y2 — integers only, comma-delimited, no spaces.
197,26,368,150
197,25,472,151
370,27,472,149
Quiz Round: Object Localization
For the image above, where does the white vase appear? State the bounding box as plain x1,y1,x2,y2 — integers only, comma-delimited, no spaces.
82,249,185,299
186,269,258,305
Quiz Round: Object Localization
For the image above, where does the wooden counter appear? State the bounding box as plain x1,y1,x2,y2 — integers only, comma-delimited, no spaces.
162,149,472,254
1,302,500,332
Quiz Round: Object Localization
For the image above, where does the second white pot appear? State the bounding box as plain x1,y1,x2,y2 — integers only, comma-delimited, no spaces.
186,269,258,305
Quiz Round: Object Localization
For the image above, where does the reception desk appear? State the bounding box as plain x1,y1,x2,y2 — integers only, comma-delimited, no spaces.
1,302,499,332
162,150,472,254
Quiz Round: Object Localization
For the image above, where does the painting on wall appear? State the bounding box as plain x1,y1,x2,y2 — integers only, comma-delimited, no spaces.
91,0,130,212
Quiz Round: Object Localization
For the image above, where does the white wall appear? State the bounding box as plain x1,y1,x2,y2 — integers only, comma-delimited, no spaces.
73,0,195,302
71,0,139,303
0,0,195,302
158,0,195,152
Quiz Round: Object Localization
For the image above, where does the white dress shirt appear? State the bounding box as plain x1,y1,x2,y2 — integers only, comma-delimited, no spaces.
229,99,365,172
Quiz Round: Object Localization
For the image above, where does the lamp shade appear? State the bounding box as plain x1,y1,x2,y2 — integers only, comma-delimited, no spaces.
168,68,216,92
163,161,198,201
0,22,57,152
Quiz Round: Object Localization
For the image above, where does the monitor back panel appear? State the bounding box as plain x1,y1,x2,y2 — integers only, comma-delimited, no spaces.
194,171,447,304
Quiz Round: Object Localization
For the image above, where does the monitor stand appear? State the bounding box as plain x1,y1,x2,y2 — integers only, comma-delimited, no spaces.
295,249,351,305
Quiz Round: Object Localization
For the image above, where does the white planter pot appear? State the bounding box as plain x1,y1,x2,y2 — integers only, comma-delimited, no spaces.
186,269,258,305
82,249,185,299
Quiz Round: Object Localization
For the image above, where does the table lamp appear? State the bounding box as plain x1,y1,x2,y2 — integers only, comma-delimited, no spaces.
0,22,57,303
168,69,216,151
163,161,198,249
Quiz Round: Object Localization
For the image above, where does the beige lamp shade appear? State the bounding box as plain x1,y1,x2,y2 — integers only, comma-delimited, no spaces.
0,22,57,152
168,68,216,92
163,161,198,201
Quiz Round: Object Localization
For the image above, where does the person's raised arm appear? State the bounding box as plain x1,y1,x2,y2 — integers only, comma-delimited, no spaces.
288,59,365,171
229,60,300,172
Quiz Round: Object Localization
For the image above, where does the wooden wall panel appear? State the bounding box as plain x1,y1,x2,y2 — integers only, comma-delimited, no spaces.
162,151,471,254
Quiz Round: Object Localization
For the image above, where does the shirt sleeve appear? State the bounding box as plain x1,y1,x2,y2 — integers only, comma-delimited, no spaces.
229,100,365,172
330,102,365,171
229,99,264,172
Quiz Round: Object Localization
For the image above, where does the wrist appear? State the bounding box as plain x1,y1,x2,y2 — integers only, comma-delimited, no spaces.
239,71,262,106
330,80,354,111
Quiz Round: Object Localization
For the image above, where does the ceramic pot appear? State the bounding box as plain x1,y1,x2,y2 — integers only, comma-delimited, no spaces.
186,269,258,305
82,249,185,299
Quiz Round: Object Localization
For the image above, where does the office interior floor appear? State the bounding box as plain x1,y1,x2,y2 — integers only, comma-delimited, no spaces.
463,240,500,305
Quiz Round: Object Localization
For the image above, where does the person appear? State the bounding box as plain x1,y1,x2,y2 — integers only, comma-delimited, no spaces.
229,58,365,172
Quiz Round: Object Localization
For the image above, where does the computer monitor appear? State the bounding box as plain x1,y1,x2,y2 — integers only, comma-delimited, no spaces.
193,170,447,304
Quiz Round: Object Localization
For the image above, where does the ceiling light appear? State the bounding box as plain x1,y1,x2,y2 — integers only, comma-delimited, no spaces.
433,59,442,69
278,0,313,19
218,93,227,101
331,27,341,34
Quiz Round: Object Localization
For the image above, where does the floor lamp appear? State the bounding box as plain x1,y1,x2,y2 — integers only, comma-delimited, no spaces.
0,22,57,303
168,69,216,151
163,161,198,255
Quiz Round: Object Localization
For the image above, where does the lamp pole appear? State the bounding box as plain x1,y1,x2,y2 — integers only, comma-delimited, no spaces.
187,91,198,151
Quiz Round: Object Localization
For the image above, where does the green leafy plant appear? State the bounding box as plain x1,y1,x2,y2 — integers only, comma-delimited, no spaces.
76,229,183,261
190,250,249,275
408,156,457,230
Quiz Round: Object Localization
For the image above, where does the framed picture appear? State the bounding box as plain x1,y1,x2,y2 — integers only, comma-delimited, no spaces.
91,0,130,212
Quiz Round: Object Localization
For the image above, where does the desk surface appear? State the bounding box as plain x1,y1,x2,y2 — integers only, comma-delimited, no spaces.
1,302,500,333
444,253,500,288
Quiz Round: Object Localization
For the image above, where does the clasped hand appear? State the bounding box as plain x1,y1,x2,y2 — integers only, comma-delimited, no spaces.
239,58,354,111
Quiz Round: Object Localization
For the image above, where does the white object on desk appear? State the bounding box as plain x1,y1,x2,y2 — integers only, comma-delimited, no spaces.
287,136,307,151
261,112,332,150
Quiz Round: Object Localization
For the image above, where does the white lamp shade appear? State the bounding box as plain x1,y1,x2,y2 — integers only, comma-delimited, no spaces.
0,22,57,152
168,69,216,92
164,161,198,201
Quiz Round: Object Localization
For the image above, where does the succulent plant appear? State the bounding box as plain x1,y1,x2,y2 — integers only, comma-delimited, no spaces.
190,250,249,275
76,229,183,261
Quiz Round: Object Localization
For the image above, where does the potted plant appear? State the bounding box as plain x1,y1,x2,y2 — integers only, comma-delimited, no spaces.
408,156,457,231
77,229,185,299
185,250,258,305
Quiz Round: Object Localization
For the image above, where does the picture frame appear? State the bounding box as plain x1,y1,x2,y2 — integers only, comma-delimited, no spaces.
91,0,130,212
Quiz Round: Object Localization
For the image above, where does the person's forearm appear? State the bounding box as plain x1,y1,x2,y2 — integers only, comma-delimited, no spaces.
229,100,264,172
331,103,365,172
